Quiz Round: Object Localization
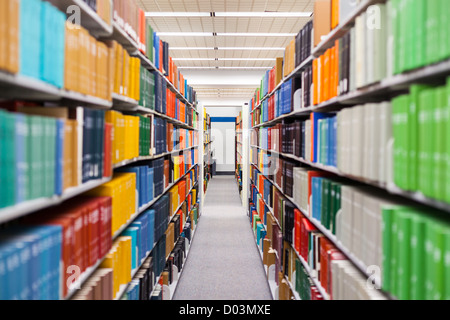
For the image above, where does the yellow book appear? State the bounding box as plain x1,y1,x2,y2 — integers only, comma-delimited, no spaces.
107,44,115,101
133,116,140,158
114,42,123,95
122,49,130,97
89,35,97,97
135,59,141,101
119,236,132,285
169,188,178,216
289,38,295,75
117,112,125,162
192,189,197,204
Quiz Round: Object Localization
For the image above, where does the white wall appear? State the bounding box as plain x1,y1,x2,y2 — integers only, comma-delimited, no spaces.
205,106,242,173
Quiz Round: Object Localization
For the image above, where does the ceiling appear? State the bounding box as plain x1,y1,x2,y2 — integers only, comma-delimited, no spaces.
136,0,314,103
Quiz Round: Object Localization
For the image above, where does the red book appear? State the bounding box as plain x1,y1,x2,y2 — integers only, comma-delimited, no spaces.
103,123,112,178
169,57,173,83
300,217,317,261
294,209,302,253
164,159,169,189
167,123,173,152
319,237,334,291
138,9,146,54
268,127,272,150
80,197,101,267
258,198,265,223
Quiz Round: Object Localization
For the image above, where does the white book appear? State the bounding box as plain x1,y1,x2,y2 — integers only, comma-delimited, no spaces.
355,14,366,89
368,104,379,181
365,8,374,86
362,103,372,179
373,3,388,83
378,102,392,183
352,189,363,259
349,27,357,92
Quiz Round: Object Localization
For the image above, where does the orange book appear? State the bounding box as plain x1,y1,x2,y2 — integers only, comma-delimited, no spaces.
323,50,330,102
334,41,339,98
331,0,339,30
0,0,5,71
312,59,318,105
329,47,335,100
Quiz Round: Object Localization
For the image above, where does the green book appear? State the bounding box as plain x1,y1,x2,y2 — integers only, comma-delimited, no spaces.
432,221,445,300
425,219,436,300
332,183,341,235
408,85,431,191
139,67,145,108
426,0,440,65
398,0,407,73
413,0,427,68
381,206,394,293
410,213,427,300
446,78,450,203
418,88,435,197
396,209,412,300
404,0,414,71
146,24,154,63
434,87,447,201
49,117,56,198
148,72,155,110
444,230,450,300
439,0,449,62
4,112,16,207
392,94,409,190
390,0,401,74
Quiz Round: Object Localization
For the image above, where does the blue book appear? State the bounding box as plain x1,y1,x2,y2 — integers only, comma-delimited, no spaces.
55,119,64,195
284,79,293,115
153,33,159,70
47,225,62,300
20,0,42,80
55,8,66,88
312,177,320,221
311,113,327,163
256,223,264,246
147,167,154,202
40,1,52,85
123,228,139,270
147,209,155,250
332,117,338,167
0,243,20,300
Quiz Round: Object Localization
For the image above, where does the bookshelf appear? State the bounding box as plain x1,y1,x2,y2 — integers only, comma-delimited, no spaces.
0,0,201,301
247,0,450,301
235,112,243,196
203,110,212,194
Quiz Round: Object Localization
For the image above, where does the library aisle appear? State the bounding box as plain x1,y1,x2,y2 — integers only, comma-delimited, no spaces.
173,176,272,300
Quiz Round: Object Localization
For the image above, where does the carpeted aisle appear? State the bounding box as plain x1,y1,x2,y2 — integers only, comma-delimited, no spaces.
173,176,272,300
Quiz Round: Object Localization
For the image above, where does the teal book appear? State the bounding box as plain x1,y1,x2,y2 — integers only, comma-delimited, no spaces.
15,114,28,204
410,213,426,300
123,227,139,270
5,112,16,208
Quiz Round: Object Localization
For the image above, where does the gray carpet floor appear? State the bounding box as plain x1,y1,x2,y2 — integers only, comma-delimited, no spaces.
173,176,272,300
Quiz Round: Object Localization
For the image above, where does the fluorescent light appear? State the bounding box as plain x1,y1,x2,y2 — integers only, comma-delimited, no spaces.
178,66,272,70
216,32,296,37
172,58,276,61
214,12,312,17
170,47,214,50
145,12,312,18
169,47,284,51
157,32,212,37
157,32,295,37
145,12,210,17
219,47,284,51
172,58,216,61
